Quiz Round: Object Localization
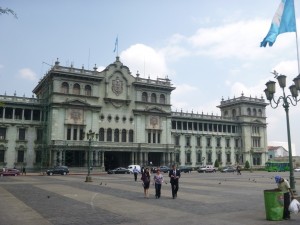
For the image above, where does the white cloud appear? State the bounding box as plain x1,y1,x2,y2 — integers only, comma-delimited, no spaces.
159,19,297,62
18,68,37,81
97,66,105,72
120,44,170,79
272,60,299,78
171,83,199,111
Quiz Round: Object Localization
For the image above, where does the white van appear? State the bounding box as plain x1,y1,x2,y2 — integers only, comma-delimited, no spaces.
127,165,141,173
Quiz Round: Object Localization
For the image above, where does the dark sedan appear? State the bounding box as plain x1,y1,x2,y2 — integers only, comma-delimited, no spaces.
179,166,193,173
152,166,170,173
221,166,236,173
46,166,69,176
0,168,21,176
107,167,131,174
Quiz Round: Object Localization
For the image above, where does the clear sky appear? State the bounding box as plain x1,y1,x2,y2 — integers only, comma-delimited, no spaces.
1,0,300,155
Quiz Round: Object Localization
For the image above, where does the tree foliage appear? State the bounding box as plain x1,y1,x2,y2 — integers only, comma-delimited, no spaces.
214,159,219,168
244,160,250,170
0,7,18,18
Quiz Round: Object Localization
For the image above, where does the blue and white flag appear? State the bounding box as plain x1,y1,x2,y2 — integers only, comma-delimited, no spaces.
113,36,118,53
260,0,296,47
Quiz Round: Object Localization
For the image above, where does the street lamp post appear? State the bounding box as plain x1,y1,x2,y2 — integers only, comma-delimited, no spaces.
85,129,98,182
264,71,300,194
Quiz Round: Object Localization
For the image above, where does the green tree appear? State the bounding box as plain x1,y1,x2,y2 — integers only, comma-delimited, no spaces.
244,160,250,170
214,159,219,168
0,7,17,18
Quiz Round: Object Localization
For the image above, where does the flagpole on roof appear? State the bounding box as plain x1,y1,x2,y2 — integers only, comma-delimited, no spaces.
114,36,119,57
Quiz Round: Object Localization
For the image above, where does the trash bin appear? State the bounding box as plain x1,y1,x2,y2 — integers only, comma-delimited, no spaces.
264,189,284,221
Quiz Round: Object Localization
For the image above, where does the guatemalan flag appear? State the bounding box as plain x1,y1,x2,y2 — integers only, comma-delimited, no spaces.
260,0,296,47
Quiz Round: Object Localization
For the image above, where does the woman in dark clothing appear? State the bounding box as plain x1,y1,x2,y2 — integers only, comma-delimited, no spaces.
141,168,151,198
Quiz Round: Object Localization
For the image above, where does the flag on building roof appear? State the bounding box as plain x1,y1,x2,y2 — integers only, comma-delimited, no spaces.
113,36,118,53
260,0,296,47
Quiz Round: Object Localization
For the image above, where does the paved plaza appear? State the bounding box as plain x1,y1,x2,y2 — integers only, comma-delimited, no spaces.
0,171,300,225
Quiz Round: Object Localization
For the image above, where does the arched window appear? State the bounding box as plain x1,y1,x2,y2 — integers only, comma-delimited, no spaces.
253,108,257,116
85,85,91,96
224,110,228,117
99,128,104,141
232,109,236,118
114,129,119,142
107,128,112,142
159,94,165,104
61,82,69,94
258,109,262,117
247,108,251,116
73,83,80,95
142,92,148,102
129,130,134,142
151,93,157,103
122,129,127,142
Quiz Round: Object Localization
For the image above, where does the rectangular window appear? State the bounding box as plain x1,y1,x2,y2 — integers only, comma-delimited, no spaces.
217,153,222,163
73,128,77,140
207,153,212,164
196,137,201,146
226,139,230,148
172,121,176,129
158,133,160,144
17,150,24,163
35,151,42,163
183,122,187,130
148,133,151,143
153,133,156,143
0,150,4,162
226,153,231,163
0,128,6,140
175,136,180,146
235,139,239,148
36,129,43,143
197,152,202,163
206,137,211,147
175,153,180,163
186,136,190,146
24,109,31,120
19,128,26,141
216,137,221,147
80,129,84,140
186,152,191,163
67,128,71,140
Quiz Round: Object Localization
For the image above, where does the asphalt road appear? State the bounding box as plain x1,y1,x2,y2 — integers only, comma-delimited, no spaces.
0,171,300,225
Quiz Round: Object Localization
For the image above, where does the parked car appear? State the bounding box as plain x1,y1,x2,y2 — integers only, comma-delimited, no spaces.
179,166,193,173
152,166,170,173
46,166,69,176
127,165,141,173
197,165,216,173
0,168,20,176
294,167,300,172
221,166,236,173
107,167,131,174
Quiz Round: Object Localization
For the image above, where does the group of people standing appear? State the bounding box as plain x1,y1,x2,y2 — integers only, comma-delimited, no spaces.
136,164,181,199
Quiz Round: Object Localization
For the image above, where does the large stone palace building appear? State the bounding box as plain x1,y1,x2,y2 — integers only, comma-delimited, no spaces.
0,57,268,171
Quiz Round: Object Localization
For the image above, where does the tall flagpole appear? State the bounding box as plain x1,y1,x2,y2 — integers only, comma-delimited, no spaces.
294,0,300,74
296,31,300,74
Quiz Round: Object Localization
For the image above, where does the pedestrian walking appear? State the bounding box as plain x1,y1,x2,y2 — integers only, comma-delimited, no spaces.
168,164,181,199
133,166,139,181
274,175,294,220
153,168,164,199
22,167,26,175
141,168,151,198
236,165,241,175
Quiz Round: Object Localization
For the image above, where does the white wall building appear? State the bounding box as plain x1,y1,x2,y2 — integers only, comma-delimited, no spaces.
0,57,269,170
